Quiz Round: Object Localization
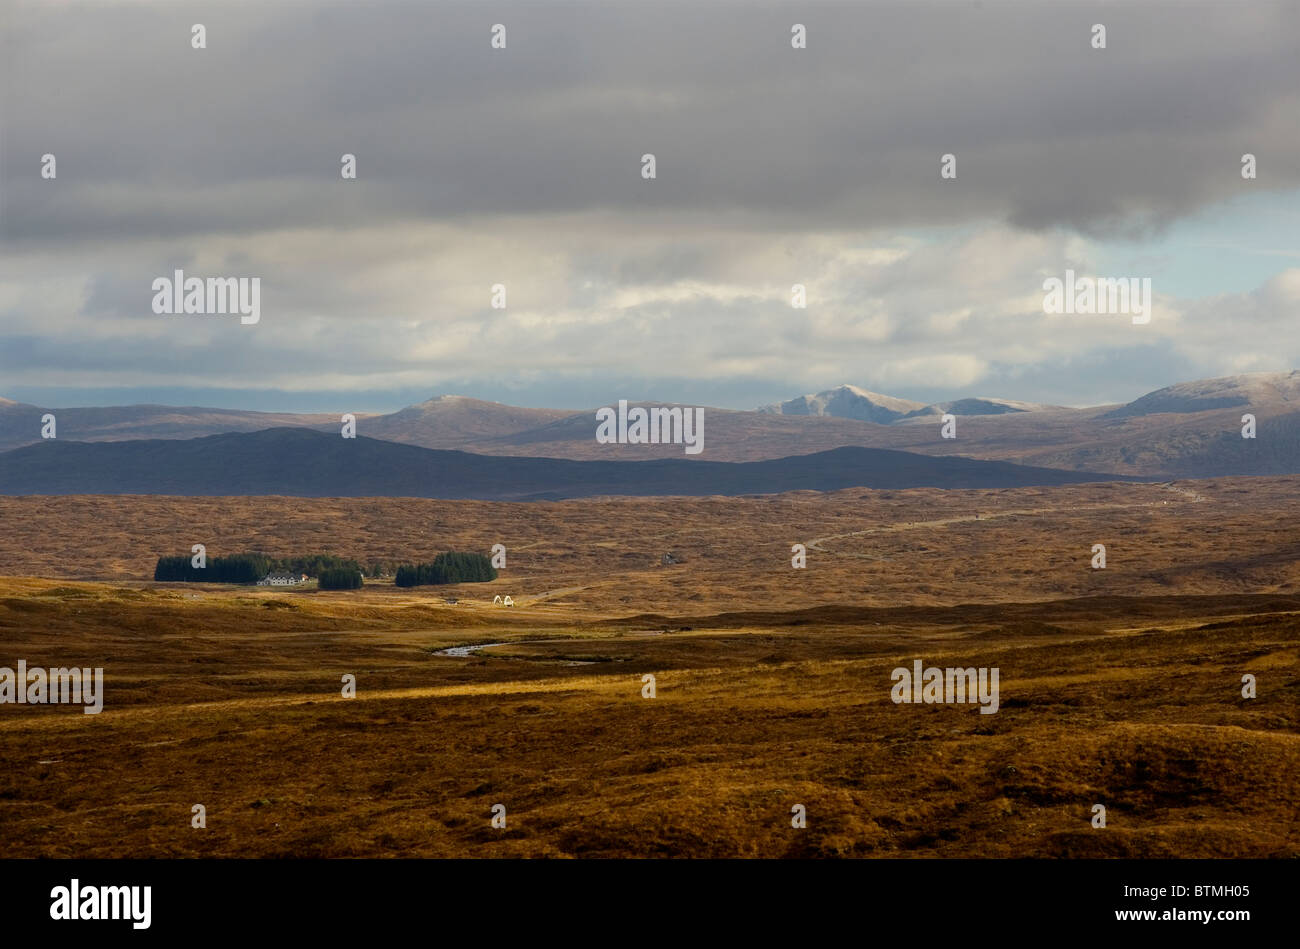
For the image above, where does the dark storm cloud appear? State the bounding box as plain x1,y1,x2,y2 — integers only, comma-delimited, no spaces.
3,0,1298,244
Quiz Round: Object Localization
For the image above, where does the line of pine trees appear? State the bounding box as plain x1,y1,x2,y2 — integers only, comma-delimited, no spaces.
153,551,492,588
153,553,272,583
276,554,365,577
393,552,497,587
153,552,363,583
317,567,364,590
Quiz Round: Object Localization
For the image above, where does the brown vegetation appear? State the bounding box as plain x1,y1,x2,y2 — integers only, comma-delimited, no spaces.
0,479,1297,857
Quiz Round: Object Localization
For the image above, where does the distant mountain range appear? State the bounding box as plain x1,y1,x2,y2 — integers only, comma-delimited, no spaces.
3,371,1299,480
0,394,565,453
1101,373,1300,419
0,429,1128,499
758,384,1058,423
758,385,928,423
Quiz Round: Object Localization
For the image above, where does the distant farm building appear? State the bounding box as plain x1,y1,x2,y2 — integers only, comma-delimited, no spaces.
257,573,308,586
662,552,684,565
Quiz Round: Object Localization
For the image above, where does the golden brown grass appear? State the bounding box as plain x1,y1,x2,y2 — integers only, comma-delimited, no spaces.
0,480,1297,857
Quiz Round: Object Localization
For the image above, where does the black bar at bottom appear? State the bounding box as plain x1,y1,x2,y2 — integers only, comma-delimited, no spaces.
0,858,1278,936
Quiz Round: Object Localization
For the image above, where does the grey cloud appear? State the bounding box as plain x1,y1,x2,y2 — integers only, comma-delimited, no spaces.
3,0,1299,412
3,1,1299,245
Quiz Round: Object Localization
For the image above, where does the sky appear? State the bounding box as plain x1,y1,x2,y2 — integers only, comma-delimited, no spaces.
2,0,1299,413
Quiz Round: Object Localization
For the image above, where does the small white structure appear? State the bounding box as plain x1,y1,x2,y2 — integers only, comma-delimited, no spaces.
503,596,515,607
493,595,502,604
257,573,308,586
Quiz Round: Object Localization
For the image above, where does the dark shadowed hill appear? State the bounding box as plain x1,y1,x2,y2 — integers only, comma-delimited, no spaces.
0,428,1134,499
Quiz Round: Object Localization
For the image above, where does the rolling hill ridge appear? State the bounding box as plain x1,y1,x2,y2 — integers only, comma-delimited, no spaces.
0,429,1132,499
